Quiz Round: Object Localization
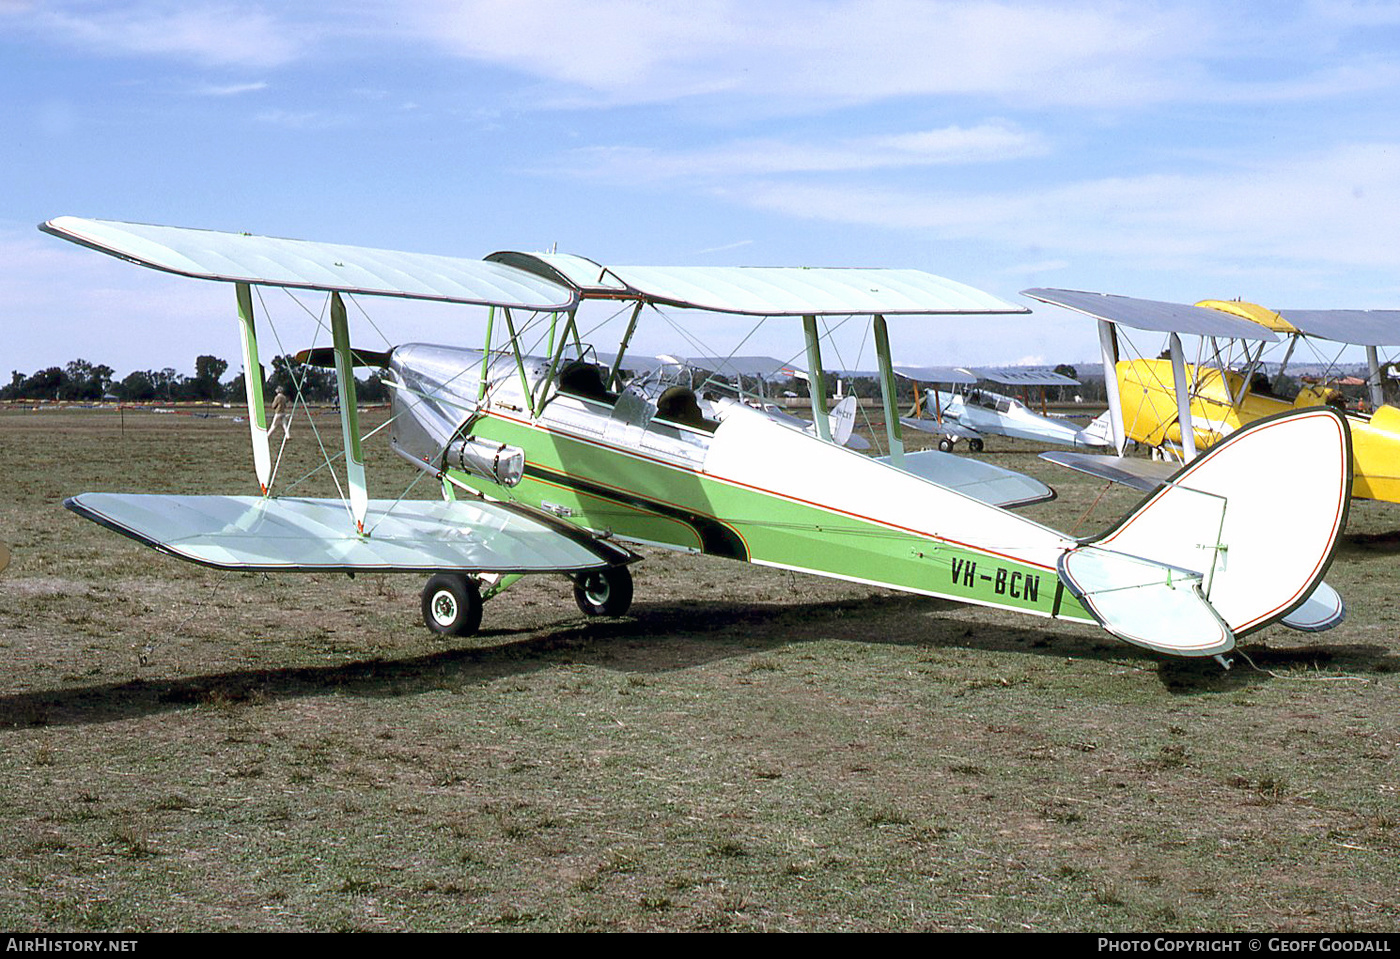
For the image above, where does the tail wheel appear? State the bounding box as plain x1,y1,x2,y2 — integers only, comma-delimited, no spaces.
937,437,954,453
421,573,483,636
573,565,634,617
968,438,985,453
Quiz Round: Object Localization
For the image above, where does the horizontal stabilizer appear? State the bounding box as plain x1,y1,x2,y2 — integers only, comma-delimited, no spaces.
1059,546,1232,656
1039,450,1177,492
1281,581,1345,632
66,493,631,574
878,450,1054,508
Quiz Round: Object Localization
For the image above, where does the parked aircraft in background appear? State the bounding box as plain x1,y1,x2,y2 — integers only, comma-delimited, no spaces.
897,366,1110,452
1024,289,1400,505
642,354,870,449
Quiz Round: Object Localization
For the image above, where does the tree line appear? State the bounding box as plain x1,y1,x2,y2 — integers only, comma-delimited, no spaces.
2,355,389,404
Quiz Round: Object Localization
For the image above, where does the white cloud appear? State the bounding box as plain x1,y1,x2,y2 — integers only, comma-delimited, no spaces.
399,0,740,102
728,142,1400,273
254,109,351,130
13,2,1400,114
393,0,1391,111
562,122,1047,182
392,0,1213,108
31,3,304,68
192,81,269,97
693,240,754,256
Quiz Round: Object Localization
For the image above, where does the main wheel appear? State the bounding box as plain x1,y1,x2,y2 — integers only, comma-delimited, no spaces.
572,565,634,617
968,438,984,453
421,573,483,636
937,437,954,452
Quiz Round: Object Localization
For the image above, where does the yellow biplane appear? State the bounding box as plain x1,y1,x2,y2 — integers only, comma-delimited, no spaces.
1024,289,1400,504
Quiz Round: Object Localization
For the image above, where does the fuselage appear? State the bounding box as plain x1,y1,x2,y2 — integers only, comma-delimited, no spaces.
1116,359,1400,503
926,388,1107,448
388,344,1095,624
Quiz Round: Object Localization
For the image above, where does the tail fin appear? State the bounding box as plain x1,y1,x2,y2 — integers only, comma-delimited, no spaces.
1077,409,1114,448
1060,407,1350,657
828,395,857,446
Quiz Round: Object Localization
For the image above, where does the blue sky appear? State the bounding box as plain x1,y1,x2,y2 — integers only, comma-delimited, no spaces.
4,1,1399,379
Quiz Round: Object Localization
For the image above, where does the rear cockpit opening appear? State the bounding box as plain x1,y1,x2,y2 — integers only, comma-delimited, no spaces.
654,386,719,433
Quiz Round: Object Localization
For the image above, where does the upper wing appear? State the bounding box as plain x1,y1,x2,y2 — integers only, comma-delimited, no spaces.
41,217,577,311
1022,288,1279,341
683,356,802,378
496,257,1029,317
968,367,1080,387
44,218,1028,319
1270,309,1400,347
893,365,979,385
66,493,632,574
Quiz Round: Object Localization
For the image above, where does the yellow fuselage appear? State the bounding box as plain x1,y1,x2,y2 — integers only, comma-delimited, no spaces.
1117,359,1400,503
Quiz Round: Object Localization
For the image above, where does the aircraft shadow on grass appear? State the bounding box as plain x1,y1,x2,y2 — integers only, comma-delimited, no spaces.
3,594,1395,729
1339,530,1400,555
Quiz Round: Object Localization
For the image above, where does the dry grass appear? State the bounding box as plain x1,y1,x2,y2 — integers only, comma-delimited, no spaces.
1,406,1398,931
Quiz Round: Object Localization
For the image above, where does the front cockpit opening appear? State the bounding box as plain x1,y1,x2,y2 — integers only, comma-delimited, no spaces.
557,360,619,405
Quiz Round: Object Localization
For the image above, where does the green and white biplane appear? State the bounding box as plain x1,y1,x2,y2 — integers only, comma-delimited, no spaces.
44,217,1353,662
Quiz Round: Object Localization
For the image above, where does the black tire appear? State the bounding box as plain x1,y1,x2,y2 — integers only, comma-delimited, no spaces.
573,565,634,617
968,438,984,453
937,437,954,453
421,573,483,636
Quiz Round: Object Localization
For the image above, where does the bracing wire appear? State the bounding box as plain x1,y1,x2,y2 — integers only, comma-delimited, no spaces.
816,314,885,456
258,289,350,509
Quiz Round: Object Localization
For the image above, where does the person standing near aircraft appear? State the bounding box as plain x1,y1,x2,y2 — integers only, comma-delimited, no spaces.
269,385,291,438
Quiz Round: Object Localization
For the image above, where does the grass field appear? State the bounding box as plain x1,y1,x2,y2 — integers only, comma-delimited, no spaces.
1,406,1398,932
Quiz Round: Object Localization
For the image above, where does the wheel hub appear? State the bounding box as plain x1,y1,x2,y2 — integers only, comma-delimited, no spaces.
582,575,608,603
431,591,458,626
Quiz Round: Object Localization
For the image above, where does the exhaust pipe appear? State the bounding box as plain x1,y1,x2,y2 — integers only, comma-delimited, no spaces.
445,435,525,488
